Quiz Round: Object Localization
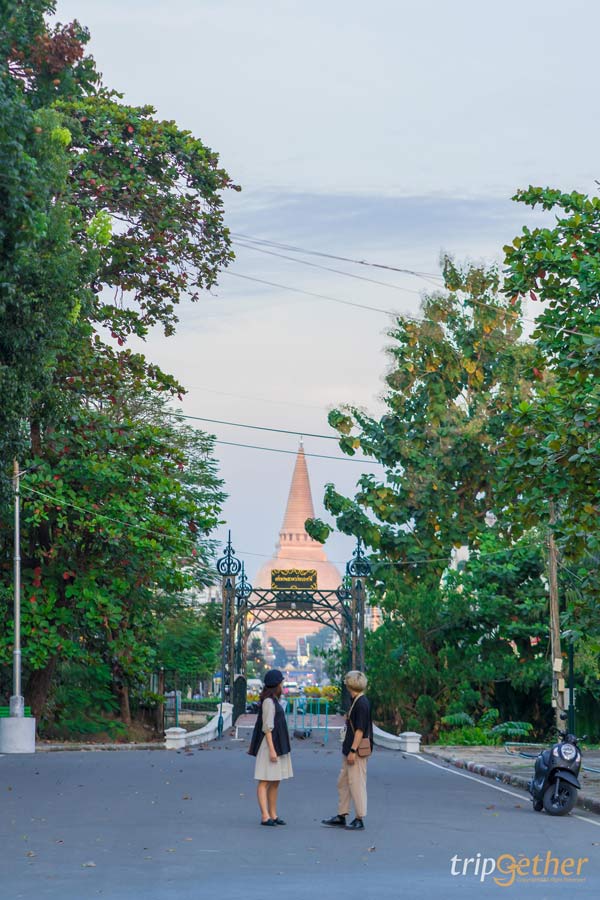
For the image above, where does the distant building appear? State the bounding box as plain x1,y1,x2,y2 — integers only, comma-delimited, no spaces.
254,443,341,655
184,581,222,609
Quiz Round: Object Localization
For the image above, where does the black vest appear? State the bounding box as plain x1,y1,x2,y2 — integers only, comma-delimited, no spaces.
248,698,291,757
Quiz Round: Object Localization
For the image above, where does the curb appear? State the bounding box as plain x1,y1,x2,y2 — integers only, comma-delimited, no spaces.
423,749,600,816
35,742,165,752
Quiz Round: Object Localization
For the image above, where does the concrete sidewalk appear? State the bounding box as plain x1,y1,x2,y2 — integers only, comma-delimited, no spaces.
424,744,600,815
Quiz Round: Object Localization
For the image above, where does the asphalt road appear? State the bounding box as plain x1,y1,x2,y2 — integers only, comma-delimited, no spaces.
2,738,599,900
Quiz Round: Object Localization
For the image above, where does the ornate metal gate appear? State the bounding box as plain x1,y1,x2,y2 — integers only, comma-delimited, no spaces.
216,533,372,721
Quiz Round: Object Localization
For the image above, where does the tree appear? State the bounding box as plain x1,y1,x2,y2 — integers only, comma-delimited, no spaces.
1,1,97,475
0,1,235,727
157,605,221,686
308,258,535,576
306,259,539,731
0,389,226,721
502,186,600,581
247,636,268,680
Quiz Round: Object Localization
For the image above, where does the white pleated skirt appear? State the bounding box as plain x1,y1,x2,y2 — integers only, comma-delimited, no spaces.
254,737,294,781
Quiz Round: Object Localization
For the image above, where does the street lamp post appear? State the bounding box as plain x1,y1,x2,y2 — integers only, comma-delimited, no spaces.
0,461,36,753
10,460,24,717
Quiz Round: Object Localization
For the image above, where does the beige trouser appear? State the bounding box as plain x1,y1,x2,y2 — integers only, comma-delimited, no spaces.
337,755,368,819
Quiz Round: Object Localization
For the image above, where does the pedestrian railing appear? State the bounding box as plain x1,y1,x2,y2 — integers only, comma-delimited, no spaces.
505,741,600,775
287,698,330,743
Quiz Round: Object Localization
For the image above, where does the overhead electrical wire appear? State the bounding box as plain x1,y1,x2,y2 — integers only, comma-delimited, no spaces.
184,385,328,412
16,480,536,571
166,412,339,441
231,232,445,280
212,438,380,465
225,269,594,339
233,239,424,295
224,271,409,317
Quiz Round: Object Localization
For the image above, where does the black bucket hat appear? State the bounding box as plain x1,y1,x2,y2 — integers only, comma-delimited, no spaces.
263,669,284,688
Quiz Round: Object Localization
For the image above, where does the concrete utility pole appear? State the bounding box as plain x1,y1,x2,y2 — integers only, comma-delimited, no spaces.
0,462,36,753
547,503,564,730
10,459,23,716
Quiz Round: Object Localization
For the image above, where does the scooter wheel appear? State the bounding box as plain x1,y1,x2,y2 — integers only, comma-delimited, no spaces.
542,782,577,816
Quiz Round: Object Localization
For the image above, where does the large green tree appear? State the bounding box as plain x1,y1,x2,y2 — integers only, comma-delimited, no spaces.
1,0,97,474
502,186,600,589
0,1,235,725
307,259,538,731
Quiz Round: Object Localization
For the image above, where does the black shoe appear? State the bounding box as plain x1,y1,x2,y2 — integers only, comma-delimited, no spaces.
345,818,365,830
261,818,277,826
321,814,347,827
273,817,286,825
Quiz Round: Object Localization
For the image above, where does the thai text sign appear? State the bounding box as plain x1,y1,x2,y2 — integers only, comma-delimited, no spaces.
271,569,317,591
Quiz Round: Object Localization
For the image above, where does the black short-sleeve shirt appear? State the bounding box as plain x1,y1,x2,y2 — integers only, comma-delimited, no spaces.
342,694,373,756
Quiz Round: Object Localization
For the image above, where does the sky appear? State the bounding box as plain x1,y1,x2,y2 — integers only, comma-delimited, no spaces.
55,0,600,580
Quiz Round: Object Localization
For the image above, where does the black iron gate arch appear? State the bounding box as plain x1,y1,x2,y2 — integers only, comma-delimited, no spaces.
215,533,372,720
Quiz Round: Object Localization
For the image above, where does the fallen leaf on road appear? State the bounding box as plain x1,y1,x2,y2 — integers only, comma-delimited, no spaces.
26,851,36,858
367,846,376,853
486,805,496,810
182,795,191,800
514,804,522,808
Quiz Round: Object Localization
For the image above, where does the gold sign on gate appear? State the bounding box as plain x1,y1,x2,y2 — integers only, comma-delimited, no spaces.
271,569,317,590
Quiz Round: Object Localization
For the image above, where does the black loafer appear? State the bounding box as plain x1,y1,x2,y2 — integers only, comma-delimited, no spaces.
273,817,286,825
261,818,277,826
345,818,365,830
321,814,347,827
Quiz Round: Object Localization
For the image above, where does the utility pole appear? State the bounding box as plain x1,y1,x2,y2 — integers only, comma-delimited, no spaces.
548,502,564,730
0,461,36,752
10,460,24,717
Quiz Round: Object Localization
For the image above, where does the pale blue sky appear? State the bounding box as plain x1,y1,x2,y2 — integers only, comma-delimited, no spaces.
56,0,600,577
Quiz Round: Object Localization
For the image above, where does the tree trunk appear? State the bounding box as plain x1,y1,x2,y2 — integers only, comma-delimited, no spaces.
26,657,57,719
118,684,131,726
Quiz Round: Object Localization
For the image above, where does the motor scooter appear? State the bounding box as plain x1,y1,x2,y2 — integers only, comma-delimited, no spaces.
528,715,585,816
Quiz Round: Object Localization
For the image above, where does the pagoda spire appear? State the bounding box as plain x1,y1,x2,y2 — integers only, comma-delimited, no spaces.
276,443,325,561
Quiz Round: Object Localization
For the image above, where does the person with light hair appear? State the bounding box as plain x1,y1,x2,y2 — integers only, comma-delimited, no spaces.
322,670,373,831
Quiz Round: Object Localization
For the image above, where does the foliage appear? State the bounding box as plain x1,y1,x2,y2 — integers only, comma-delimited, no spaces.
247,636,269,679
1,8,97,470
501,186,600,584
41,660,124,739
303,685,340,702
307,261,543,733
157,605,221,682
0,0,234,732
307,258,535,590
437,708,533,746
0,385,226,720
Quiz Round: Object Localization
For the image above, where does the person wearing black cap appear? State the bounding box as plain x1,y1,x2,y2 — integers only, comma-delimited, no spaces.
248,669,293,826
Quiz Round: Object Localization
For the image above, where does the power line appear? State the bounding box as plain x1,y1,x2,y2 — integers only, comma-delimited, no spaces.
184,385,329,412
213,438,380,465
233,240,425,295
167,412,338,441
226,269,593,339
231,232,445,280
21,483,202,552
225,271,407,317
15,480,542,572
